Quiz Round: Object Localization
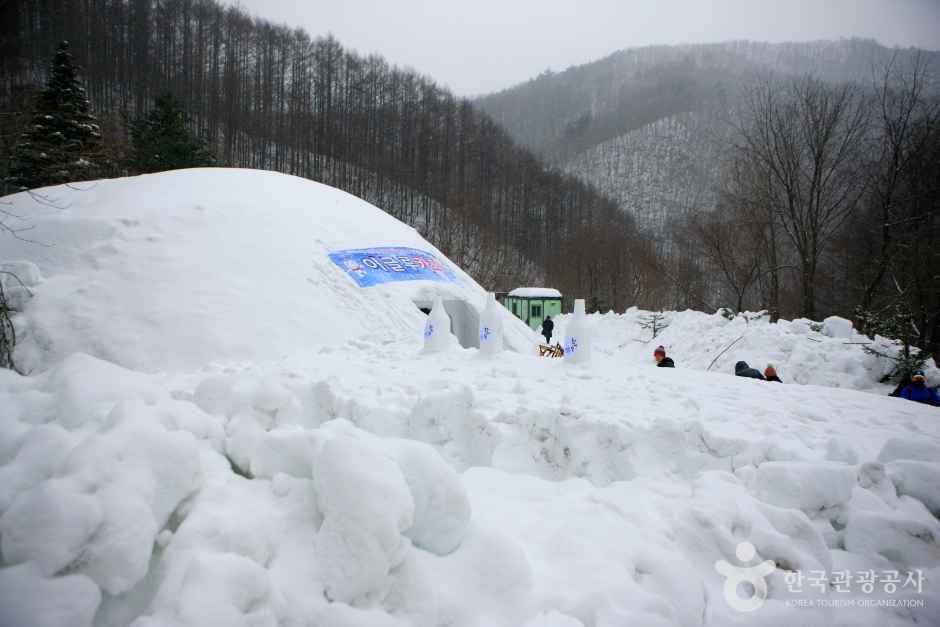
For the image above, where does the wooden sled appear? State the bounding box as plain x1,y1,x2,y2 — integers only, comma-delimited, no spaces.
539,343,564,358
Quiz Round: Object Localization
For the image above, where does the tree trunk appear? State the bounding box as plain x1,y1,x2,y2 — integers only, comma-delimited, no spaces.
801,264,816,320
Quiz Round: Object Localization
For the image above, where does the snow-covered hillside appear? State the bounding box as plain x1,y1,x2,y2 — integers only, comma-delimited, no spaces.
2,170,939,627
564,113,726,236
479,40,940,238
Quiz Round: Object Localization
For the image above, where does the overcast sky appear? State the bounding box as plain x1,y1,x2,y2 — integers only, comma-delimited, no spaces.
234,0,940,96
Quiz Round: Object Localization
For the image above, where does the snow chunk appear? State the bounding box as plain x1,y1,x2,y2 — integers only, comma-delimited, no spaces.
42,353,163,430
752,461,856,511
228,425,320,480
0,425,74,513
886,461,940,515
193,375,237,416
856,462,899,507
822,315,853,338
0,478,103,575
313,434,414,604
80,486,157,594
63,400,201,527
390,439,472,555
0,563,100,627
419,522,533,625
143,551,275,627
843,509,940,569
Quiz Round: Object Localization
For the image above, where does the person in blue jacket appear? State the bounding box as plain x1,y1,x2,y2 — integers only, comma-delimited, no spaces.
901,370,940,407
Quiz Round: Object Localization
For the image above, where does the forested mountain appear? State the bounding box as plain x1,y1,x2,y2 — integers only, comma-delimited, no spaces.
480,39,940,160
479,39,940,359
478,40,940,237
564,111,727,241
3,7,940,358
0,0,660,310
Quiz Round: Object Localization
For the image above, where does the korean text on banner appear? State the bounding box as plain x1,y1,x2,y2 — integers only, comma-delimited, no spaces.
329,247,457,287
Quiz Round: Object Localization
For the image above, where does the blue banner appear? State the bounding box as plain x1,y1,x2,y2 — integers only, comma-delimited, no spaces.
329,246,457,288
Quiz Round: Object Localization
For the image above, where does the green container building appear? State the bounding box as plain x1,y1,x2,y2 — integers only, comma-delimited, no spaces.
502,287,563,331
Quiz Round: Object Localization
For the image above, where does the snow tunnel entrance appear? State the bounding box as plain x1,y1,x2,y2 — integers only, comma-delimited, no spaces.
414,299,480,349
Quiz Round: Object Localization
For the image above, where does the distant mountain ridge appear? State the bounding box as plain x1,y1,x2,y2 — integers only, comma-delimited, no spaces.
477,39,940,235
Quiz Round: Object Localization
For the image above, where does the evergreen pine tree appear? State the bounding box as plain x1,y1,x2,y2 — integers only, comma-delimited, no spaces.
857,302,932,384
6,41,103,191
128,93,215,174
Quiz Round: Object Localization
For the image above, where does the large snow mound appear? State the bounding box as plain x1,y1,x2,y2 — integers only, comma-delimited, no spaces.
1,169,536,372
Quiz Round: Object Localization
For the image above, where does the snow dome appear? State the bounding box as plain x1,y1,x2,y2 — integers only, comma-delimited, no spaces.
0,168,537,372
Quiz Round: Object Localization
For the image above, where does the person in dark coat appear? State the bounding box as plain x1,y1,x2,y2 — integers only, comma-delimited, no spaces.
541,315,554,345
900,370,940,406
764,364,783,383
735,361,765,380
654,345,675,368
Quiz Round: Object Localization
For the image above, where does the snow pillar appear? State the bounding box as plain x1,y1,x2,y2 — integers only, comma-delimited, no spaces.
478,293,504,356
564,299,591,364
423,296,456,353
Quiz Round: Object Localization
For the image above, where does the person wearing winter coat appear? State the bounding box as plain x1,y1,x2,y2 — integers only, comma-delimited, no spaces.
900,370,940,406
890,371,913,397
764,365,783,383
654,345,675,368
541,315,554,345
735,361,765,380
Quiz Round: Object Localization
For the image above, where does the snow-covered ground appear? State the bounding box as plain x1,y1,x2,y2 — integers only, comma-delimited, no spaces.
1,170,939,627
552,308,940,394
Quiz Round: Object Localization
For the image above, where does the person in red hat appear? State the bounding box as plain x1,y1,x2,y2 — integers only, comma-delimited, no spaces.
764,364,783,383
654,345,675,368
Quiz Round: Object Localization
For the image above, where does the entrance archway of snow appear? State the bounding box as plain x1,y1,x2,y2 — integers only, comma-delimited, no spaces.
414,298,480,348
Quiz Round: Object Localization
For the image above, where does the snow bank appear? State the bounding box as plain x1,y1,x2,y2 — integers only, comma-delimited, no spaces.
2,330,938,626
2,169,537,373
554,308,940,393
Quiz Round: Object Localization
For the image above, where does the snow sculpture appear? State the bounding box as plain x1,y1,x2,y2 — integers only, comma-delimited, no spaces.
479,293,504,356
423,296,456,353
564,299,591,364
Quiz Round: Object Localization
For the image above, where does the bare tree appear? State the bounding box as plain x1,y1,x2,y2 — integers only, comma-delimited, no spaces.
860,53,940,310
737,76,870,319
691,197,763,314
